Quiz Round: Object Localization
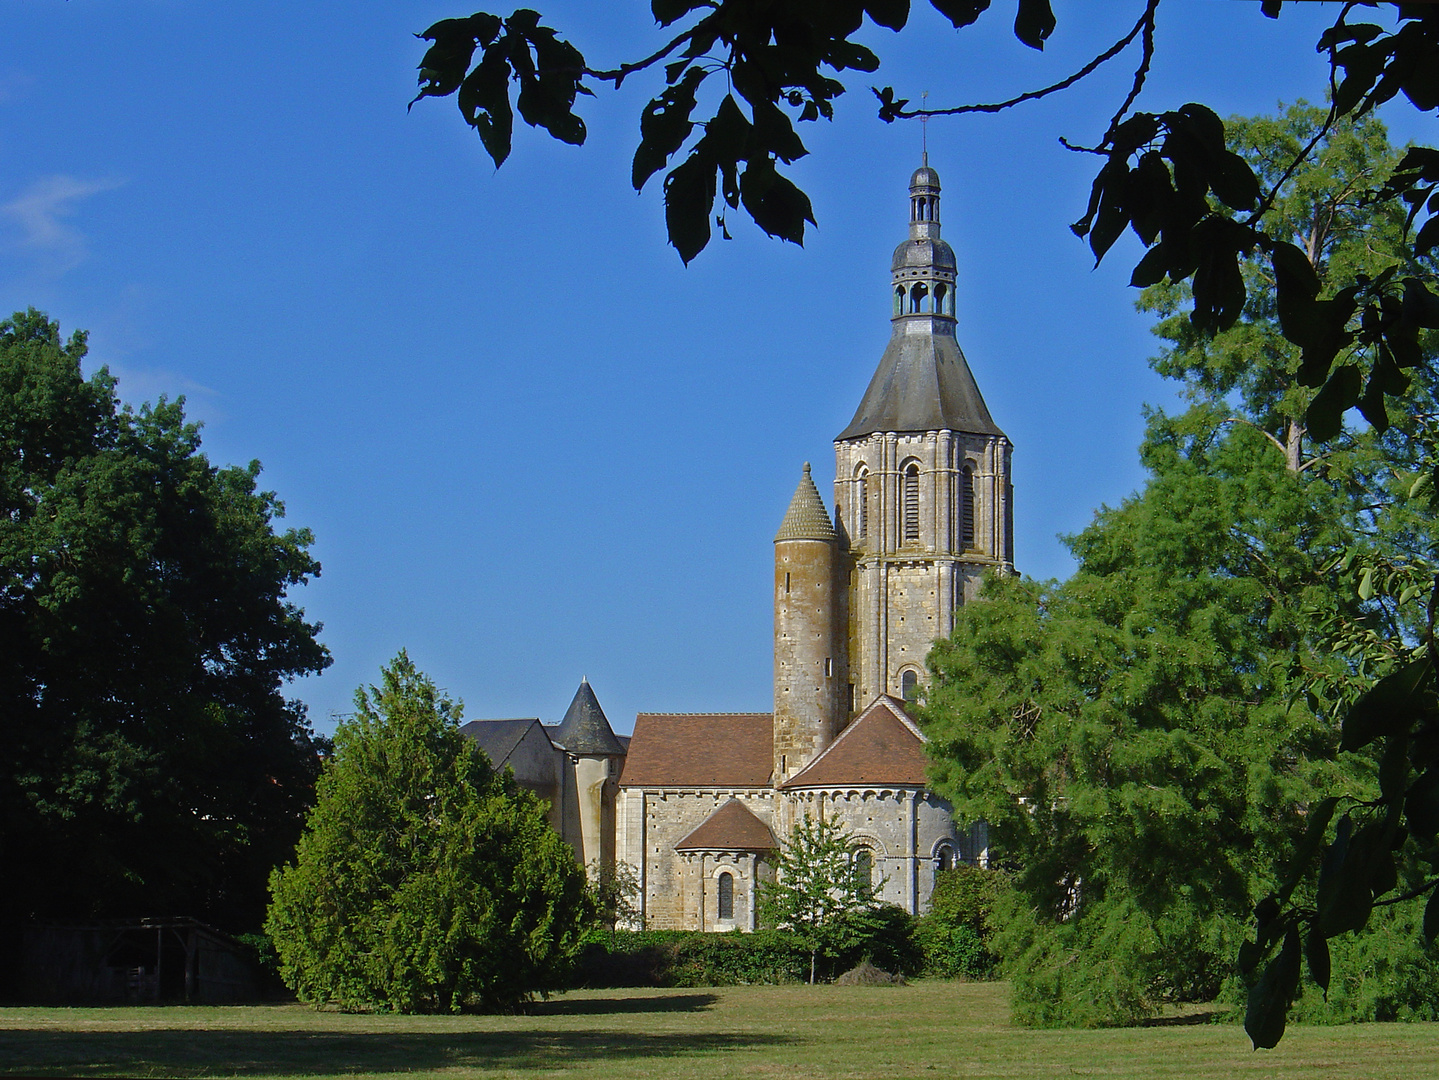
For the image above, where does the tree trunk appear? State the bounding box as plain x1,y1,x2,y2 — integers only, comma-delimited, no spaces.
1286,418,1304,474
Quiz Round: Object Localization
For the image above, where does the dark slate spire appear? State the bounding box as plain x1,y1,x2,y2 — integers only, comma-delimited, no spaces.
553,678,625,756
837,164,1004,442
775,463,837,542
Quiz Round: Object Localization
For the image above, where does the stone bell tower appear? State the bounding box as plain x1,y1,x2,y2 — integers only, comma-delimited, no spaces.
834,162,1013,711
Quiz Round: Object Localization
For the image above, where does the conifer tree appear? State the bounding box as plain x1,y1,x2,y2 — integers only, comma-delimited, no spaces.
266,653,593,1013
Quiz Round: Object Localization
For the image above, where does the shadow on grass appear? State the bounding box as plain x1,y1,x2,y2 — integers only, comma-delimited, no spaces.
529,993,718,1015
0,1023,793,1077
1139,1009,1233,1027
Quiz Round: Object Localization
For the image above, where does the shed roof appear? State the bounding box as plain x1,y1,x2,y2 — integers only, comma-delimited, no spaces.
675,799,778,851
620,713,774,787
781,696,930,788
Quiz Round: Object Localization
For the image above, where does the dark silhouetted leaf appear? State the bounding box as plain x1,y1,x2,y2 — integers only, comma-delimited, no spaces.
1277,796,1339,903
1403,277,1439,330
1316,816,1375,938
1307,364,1363,442
864,0,912,31
1406,768,1439,838
1238,938,1267,975
652,0,708,28
1425,888,1439,942
1340,656,1430,752
1246,923,1301,1050
1417,215,1439,256
1261,0,1281,18
740,157,815,245
930,0,990,30
1013,0,1055,51
1304,927,1331,998
1129,243,1173,288
664,151,717,264
1210,150,1261,211
633,68,707,191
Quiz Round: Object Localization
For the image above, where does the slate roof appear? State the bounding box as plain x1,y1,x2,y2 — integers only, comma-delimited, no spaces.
619,713,774,787
837,318,1003,441
675,799,779,851
459,718,549,770
553,679,626,756
775,463,837,542
781,696,930,788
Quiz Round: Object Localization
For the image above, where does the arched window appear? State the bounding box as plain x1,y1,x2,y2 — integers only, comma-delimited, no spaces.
903,462,920,543
936,844,956,873
854,848,874,890
856,467,869,540
960,463,975,549
901,668,918,701
893,284,904,316
717,871,734,920
909,282,928,314
933,282,948,315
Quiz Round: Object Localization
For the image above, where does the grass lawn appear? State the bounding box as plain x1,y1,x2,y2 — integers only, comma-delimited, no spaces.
2,981,1437,1079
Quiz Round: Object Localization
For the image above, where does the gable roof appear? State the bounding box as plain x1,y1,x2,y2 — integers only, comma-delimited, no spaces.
553,679,625,756
619,713,774,787
674,799,778,851
781,696,930,788
459,718,550,770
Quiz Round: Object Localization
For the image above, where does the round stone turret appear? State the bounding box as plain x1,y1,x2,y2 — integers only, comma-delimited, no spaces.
774,463,845,782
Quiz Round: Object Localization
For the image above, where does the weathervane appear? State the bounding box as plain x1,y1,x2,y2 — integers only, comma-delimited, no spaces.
921,90,929,165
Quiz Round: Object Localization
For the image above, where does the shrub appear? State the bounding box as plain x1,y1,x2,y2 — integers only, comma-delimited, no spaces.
266,654,593,1013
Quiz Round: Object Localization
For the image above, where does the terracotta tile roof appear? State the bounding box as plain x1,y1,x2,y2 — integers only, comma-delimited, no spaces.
675,799,778,851
619,713,774,787
781,696,929,788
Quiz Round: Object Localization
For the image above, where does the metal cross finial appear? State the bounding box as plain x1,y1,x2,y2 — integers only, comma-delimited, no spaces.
921,90,928,166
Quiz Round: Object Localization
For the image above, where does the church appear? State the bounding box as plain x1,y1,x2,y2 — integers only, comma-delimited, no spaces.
464,162,1013,931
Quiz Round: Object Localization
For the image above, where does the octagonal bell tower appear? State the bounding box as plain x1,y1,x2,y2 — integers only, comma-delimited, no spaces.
834,162,1013,712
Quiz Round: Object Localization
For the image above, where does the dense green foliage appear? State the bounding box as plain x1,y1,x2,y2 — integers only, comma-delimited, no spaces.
920,108,1437,1029
0,309,329,970
266,654,593,1013
916,866,1010,979
573,913,921,988
757,813,889,983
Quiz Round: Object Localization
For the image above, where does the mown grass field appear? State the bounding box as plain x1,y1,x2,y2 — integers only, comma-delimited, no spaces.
2,981,1437,1079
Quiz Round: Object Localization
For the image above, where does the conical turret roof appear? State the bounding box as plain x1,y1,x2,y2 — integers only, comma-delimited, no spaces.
775,463,837,542
553,679,625,756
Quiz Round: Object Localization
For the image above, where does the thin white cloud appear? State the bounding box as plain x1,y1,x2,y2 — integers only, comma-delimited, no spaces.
2,174,123,273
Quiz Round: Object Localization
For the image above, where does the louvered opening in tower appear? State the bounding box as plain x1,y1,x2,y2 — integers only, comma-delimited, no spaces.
961,464,975,549
903,462,920,543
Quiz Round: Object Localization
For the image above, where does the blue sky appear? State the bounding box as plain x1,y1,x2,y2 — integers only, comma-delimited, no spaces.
3,2,1430,736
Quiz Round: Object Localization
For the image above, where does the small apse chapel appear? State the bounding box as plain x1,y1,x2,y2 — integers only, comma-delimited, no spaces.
464,162,1013,931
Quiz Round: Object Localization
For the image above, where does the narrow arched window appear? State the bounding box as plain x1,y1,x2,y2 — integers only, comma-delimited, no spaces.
933,282,948,315
893,285,904,316
960,463,975,549
717,872,734,920
854,848,874,889
856,468,869,540
903,462,920,543
909,282,927,314
901,668,918,701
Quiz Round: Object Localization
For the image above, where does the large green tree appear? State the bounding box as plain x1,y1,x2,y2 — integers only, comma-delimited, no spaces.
920,106,1437,1029
266,653,593,1014
0,310,329,960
